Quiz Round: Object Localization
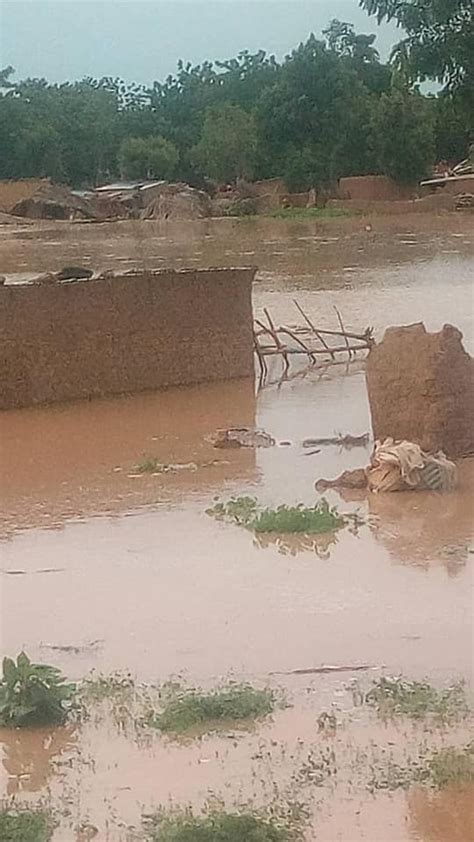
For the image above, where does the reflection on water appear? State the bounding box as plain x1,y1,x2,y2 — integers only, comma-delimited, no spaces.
409,784,474,842
253,529,340,558
367,461,474,574
0,724,77,795
0,377,256,536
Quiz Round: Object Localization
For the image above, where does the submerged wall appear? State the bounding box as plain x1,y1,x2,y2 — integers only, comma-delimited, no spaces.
0,267,256,409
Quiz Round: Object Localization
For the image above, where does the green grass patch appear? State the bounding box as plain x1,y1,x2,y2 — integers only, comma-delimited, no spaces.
268,207,354,220
80,671,135,702
368,742,474,792
365,677,468,722
426,743,474,788
150,683,275,734
0,808,54,842
143,808,295,841
206,497,345,535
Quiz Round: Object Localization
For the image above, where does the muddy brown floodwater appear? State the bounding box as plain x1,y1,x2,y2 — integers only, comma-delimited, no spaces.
0,213,473,841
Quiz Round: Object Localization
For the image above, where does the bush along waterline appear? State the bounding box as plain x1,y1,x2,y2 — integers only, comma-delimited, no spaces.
364,676,468,723
143,806,299,841
149,682,276,735
0,806,55,842
206,497,348,535
0,652,76,727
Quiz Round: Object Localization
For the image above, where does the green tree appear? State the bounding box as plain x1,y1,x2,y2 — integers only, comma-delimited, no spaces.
323,19,380,62
257,35,379,187
192,104,257,182
432,95,471,163
359,0,474,102
373,87,435,183
119,135,178,180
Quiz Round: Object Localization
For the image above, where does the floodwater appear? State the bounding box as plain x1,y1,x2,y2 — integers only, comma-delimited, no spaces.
0,213,473,840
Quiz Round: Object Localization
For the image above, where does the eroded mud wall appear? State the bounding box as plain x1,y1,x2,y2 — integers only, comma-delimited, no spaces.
338,176,415,201
366,323,474,458
0,267,256,409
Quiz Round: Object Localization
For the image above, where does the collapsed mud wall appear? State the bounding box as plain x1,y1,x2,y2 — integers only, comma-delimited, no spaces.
366,323,474,459
0,267,256,409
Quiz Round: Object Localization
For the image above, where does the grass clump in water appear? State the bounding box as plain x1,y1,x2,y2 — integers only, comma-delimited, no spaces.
368,742,474,791
150,683,275,734
425,742,474,788
0,807,54,842
206,497,344,535
144,808,295,841
365,676,468,722
135,456,166,474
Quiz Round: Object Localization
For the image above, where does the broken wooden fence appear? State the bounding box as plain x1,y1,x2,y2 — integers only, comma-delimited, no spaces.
254,299,374,378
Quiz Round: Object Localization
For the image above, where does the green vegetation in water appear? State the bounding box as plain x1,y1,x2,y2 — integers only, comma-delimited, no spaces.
368,742,474,792
365,676,468,722
150,683,275,734
143,808,295,842
206,497,345,535
135,456,167,474
268,207,354,220
294,746,337,787
0,808,54,842
80,671,135,702
0,652,75,727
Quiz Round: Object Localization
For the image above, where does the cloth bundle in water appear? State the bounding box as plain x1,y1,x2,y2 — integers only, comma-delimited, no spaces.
367,438,457,492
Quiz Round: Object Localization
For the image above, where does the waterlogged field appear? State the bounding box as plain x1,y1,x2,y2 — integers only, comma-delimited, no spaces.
0,212,473,840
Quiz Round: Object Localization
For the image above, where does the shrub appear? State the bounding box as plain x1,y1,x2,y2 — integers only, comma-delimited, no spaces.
365,676,467,722
0,652,75,727
151,683,275,734
0,807,54,841
144,808,293,841
206,497,345,535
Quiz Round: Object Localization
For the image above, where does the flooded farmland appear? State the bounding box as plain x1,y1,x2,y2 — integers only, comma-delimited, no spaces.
1,212,473,840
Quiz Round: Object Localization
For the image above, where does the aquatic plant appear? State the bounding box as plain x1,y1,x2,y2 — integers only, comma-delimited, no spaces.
0,652,75,727
150,683,275,734
206,497,345,535
80,671,135,702
365,676,468,722
0,807,54,841
143,807,295,841
368,742,474,791
425,742,474,788
293,746,337,786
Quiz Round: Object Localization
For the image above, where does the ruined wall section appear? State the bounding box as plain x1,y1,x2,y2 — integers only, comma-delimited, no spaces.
366,323,474,459
0,267,256,409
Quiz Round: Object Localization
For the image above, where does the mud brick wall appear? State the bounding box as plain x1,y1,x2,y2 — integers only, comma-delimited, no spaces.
338,175,415,201
0,267,256,409
366,323,474,459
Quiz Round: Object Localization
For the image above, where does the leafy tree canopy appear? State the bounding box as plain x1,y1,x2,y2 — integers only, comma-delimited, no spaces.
359,0,474,104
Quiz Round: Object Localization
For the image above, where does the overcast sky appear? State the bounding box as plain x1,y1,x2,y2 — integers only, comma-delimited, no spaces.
1,0,400,85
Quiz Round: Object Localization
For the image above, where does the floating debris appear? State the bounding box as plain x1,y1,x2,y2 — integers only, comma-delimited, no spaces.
209,427,275,449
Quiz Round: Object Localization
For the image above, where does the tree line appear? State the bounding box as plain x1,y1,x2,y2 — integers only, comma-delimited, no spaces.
0,1,471,190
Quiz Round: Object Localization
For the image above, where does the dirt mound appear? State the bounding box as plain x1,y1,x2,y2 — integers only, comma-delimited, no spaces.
366,323,474,458
11,181,95,220
0,178,47,212
141,183,211,220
